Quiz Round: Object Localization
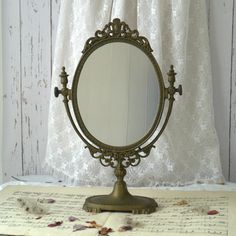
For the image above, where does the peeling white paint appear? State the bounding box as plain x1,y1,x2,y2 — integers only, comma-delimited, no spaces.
2,0,236,182
2,0,61,182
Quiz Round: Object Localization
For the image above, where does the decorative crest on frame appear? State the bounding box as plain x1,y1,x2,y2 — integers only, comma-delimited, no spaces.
82,18,153,53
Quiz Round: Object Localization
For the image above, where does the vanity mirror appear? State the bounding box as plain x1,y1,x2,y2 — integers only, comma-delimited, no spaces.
54,18,182,214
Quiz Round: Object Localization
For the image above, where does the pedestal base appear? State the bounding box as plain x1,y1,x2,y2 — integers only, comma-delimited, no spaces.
83,194,158,214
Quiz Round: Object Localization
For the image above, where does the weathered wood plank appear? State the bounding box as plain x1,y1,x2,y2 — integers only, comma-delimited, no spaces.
0,0,3,183
20,0,51,175
51,0,61,68
208,0,233,181
2,0,22,181
230,1,236,182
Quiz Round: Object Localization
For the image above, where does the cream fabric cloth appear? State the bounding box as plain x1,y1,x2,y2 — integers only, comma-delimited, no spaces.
44,0,224,186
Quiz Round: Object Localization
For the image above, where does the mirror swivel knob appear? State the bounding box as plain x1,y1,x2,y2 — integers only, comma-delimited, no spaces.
176,84,182,96
54,87,61,97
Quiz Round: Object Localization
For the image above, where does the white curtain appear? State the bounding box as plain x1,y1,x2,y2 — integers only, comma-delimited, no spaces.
44,0,225,186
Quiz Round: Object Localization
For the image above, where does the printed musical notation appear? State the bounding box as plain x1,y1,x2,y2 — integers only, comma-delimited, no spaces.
0,190,109,233
129,196,229,235
0,185,235,236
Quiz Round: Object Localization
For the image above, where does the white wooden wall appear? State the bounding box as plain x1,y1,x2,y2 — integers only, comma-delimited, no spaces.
208,0,236,182
0,0,3,183
2,0,60,181
2,0,236,182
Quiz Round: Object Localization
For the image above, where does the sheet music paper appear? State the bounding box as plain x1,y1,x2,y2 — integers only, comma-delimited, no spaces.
0,185,235,236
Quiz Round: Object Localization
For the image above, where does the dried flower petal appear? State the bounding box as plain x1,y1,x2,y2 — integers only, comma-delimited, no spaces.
73,224,87,232
98,227,113,235
86,220,102,228
173,200,189,206
47,199,56,203
68,216,79,222
86,225,96,228
86,220,96,224
48,221,63,227
207,210,219,215
118,225,133,232
38,198,56,204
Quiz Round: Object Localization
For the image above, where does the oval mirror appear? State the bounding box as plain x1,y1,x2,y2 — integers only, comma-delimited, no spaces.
76,42,160,147
55,18,182,214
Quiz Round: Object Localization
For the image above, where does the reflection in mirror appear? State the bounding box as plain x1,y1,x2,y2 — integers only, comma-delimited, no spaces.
77,42,160,146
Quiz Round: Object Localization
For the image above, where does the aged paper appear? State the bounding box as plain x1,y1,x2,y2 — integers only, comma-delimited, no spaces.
0,185,235,236
0,185,112,236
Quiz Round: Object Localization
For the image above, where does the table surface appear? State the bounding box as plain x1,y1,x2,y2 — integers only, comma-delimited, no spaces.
0,176,236,236
1,175,236,191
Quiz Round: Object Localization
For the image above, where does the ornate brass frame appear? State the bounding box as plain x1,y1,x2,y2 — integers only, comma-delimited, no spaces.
55,18,182,214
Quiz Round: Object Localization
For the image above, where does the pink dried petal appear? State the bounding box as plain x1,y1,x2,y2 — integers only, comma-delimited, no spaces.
48,221,63,227
68,216,79,222
207,210,219,215
73,224,87,232
98,227,113,235
86,220,102,228
118,225,133,232
86,220,96,224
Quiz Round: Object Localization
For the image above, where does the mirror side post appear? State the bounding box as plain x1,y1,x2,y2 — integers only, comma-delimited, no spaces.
54,66,71,101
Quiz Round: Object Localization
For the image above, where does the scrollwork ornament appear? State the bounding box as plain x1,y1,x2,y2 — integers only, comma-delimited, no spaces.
82,18,153,54
85,143,155,169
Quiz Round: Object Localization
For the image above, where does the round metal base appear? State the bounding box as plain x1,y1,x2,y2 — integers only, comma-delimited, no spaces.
83,194,158,214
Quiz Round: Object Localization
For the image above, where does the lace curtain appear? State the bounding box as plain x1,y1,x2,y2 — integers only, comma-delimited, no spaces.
44,0,225,186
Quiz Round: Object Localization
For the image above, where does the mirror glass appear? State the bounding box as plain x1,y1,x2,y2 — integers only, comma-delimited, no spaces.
77,42,160,146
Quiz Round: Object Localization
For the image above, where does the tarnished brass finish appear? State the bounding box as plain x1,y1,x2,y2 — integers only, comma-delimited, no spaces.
55,18,182,214
83,190,157,214
54,67,72,101
83,160,157,213
82,18,153,54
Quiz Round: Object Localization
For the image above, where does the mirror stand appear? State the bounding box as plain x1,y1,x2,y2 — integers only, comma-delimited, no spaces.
54,19,182,214
83,162,157,214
